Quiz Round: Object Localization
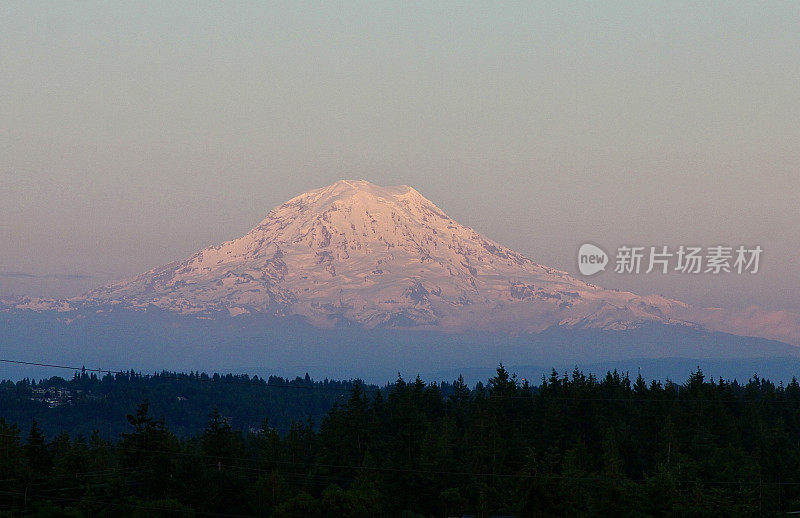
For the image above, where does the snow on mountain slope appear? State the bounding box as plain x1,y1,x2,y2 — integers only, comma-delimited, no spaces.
74,180,690,332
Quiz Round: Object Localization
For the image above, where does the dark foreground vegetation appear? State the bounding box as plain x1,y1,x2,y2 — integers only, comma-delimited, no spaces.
0,369,363,439
3,366,800,516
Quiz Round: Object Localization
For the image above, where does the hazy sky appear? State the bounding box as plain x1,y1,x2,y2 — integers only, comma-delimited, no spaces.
1,2,798,311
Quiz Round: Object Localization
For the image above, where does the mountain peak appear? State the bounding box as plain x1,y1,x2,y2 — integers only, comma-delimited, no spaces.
78,179,687,332
257,180,451,245
286,179,426,214
328,179,415,193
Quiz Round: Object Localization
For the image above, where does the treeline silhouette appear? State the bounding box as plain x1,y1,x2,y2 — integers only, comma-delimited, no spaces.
0,369,365,439
2,365,800,516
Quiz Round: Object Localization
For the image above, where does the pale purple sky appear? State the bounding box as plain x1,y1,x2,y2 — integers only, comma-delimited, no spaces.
1,2,798,311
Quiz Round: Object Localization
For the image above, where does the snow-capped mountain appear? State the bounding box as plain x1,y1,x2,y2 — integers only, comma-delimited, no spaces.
70,180,691,333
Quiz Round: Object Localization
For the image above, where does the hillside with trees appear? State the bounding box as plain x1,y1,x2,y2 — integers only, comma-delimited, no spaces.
2,366,800,516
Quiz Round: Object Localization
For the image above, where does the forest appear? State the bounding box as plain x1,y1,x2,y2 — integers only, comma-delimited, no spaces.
2,365,800,516
0,368,364,439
